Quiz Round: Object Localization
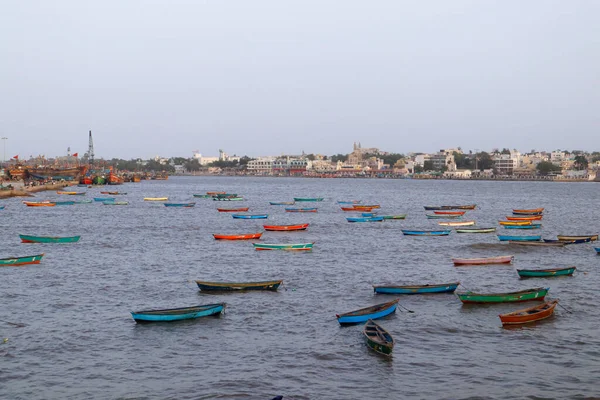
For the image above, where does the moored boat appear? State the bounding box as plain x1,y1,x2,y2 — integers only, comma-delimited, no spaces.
456,287,548,304
556,234,598,242
269,201,295,205
193,194,212,198
508,241,565,247
455,227,496,233
499,221,532,226
253,243,314,251
506,215,543,221
517,267,576,277
433,210,466,215
503,224,542,230
426,214,462,219
144,197,169,201
23,201,56,207
338,200,361,204
293,197,324,202
381,215,407,220
213,233,262,240
285,207,318,212
232,214,268,219
0,253,45,267
512,211,544,216
19,234,81,243
497,235,541,242
100,191,126,195
336,299,399,325
74,199,93,204
195,280,282,291
347,216,384,222
56,191,85,195
212,196,244,201
452,255,514,266
217,207,250,212
363,320,394,356
498,300,558,325
373,282,459,295
164,203,196,207
424,204,476,210
103,201,129,205
263,223,309,231
94,197,115,202
512,208,544,214
438,220,475,227
544,238,591,244
341,206,373,212
353,204,381,210
206,191,226,196
131,303,226,323
595,247,600,254
401,230,451,236
54,201,75,206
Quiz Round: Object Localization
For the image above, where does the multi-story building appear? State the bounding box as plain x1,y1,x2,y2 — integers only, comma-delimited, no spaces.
430,150,456,171
272,156,310,176
246,157,275,175
493,154,514,175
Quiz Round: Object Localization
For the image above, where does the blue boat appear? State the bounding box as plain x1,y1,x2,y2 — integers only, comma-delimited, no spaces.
347,216,384,222
232,214,268,219
54,201,75,206
0,206,5,210
94,197,115,202
285,207,318,212
544,238,591,245
504,224,542,230
373,282,460,295
595,247,600,254
361,212,377,217
164,202,196,207
338,200,361,204
131,303,226,323
336,299,399,325
497,235,542,242
269,201,295,206
401,230,451,236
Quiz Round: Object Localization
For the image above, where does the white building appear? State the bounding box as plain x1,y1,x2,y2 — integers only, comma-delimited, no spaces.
247,157,275,174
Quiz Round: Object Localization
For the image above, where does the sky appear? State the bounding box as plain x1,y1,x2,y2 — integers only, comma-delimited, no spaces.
1,1,599,160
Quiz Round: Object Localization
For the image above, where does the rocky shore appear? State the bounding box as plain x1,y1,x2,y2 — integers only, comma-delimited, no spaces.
0,181,76,199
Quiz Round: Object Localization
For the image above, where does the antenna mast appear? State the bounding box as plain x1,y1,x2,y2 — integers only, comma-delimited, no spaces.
88,130,95,166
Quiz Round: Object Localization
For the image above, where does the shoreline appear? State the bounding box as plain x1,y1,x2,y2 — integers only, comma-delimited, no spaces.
0,181,76,199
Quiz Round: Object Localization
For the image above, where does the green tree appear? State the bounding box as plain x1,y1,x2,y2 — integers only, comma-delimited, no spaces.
536,161,562,176
184,159,201,171
423,160,434,171
591,152,600,163
501,148,511,155
453,152,473,169
414,164,424,173
475,152,494,171
306,154,316,161
171,157,187,165
573,155,589,170
330,154,348,163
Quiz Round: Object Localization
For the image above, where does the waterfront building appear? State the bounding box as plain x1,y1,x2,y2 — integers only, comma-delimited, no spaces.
272,156,310,176
444,169,472,179
493,154,515,175
430,150,456,171
247,157,275,175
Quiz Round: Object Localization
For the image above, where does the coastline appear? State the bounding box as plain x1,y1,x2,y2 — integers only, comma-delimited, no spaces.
0,181,76,199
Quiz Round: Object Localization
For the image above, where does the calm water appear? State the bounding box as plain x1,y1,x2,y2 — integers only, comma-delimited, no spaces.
1,177,599,400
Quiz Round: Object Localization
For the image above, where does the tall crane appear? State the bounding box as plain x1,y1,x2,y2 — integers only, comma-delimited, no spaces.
88,130,95,166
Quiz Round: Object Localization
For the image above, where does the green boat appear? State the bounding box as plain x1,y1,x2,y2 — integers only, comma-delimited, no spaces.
382,215,407,220
455,227,496,233
193,194,211,198
103,201,129,205
19,234,81,244
363,319,394,356
457,287,548,304
74,199,93,204
293,197,324,202
253,243,314,251
517,267,576,278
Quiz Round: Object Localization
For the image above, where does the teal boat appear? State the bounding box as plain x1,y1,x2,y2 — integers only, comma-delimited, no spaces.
426,214,462,219
103,201,129,205
0,253,45,267
94,197,115,202
253,243,314,251
457,287,549,303
382,215,407,220
517,267,576,277
131,303,226,323
374,282,459,295
74,199,93,204
497,235,542,242
293,197,324,202
19,234,81,243
504,224,542,230
193,194,212,198
54,201,75,206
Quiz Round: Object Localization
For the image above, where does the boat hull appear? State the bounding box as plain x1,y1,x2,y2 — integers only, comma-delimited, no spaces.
164,203,196,207
217,207,249,212
285,208,318,212
347,217,384,222
457,288,548,304
373,282,459,295
0,253,45,266
293,197,324,202
557,235,598,242
504,224,542,229
263,224,309,231
455,228,496,233
363,320,394,356
438,221,475,227
213,233,262,240
452,255,514,266
195,280,282,291
497,235,541,242
19,235,81,244
253,243,314,251
499,300,558,325
517,267,576,277
232,214,268,219
401,230,451,236
131,303,226,323
381,215,407,220
337,299,399,325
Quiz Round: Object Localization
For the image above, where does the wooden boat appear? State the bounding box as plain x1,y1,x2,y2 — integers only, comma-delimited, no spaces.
508,241,565,247
285,207,318,212
263,223,309,231
164,203,196,207
28,166,82,181
363,320,394,356
341,206,373,212
0,206,4,210
512,211,544,216
23,201,56,207
213,233,262,240
214,193,238,198
504,224,542,230
497,235,541,242
433,210,466,215
353,204,381,210
212,197,244,201
19,234,81,243
269,201,295,205
556,234,598,242
206,191,226,195
293,197,324,202
56,191,85,195
195,280,282,291
544,238,591,244
505,215,543,221
595,247,600,254
94,197,115,202
131,303,226,323
452,255,514,266
217,207,250,212
426,214,462,219
424,204,476,210
144,197,169,201
232,214,268,219
438,220,475,227
381,215,407,220
361,212,377,217
499,221,531,226
499,300,558,325
100,191,126,195
336,299,399,325
347,216,384,222
456,287,548,304
0,253,45,267
103,201,129,205
401,230,451,236
74,199,93,204
373,282,459,295
517,267,576,277
455,227,496,233
253,243,314,251
512,208,544,214
54,201,75,206
193,194,212,198
338,200,361,204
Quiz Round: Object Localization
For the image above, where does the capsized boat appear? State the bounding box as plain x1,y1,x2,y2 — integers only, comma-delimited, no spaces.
217,207,250,212
19,234,81,243
499,221,532,226
195,280,282,291
499,300,558,326
426,214,462,219
503,224,542,230
506,215,543,221
336,299,399,325
452,255,514,266
497,235,541,242
0,253,45,267
293,197,324,202
438,220,475,227
401,230,451,236
164,203,196,207
285,207,318,212
517,267,576,277
131,303,226,323
363,320,394,356
455,227,496,233
269,201,295,205
347,217,384,222
213,233,262,240
373,282,459,295
232,214,268,219
263,223,309,231
144,197,169,201
556,234,598,242
253,243,314,251
457,287,548,304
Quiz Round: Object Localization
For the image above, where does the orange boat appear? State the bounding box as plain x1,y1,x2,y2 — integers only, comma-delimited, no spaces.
341,207,372,212
506,215,543,221
498,300,558,325
213,233,262,240
499,221,531,226
433,211,466,215
207,191,226,195
23,201,56,207
353,205,380,210
513,208,544,214
263,223,309,231
217,207,249,212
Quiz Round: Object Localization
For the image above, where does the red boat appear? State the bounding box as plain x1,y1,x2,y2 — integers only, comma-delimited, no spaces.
506,215,543,221
213,233,262,240
217,207,249,212
341,207,373,212
433,210,466,215
499,300,558,325
108,171,124,185
353,205,380,210
263,223,309,231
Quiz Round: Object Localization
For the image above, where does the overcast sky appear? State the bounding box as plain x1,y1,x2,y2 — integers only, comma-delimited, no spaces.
1,1,599,160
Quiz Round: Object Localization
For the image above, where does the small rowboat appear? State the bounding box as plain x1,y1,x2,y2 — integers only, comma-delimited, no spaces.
195,280,282,291
499,300,558,325
457,287,548,304
74,200,93,204
100,191,126,195
544,238,591,244
103,201,128,205
338,200,361,204
144,197,169,201
512,208,544,214
293,197,324,202
336,299,399,325
505,215,543,221
504,224,542,229
213,233,262,240
0,206,4,210
508,241,565,247
164,203,196,207
206,191,226,195
263,223,309,231
595,247,600,254
452,255,514,266
347,217,384,222
401,230,451,236
438,220,475,227
424,204,476,210
214,193,238,198
556,234,598,242
269,201,295,205
23,201,56,207
499,221,531,226
361,212,377,217
193,194,212,198
232,214,268,219
512,211,543,216
381,215,407,220
285,207,318,212
213,197,244,201
0,253,45,267
217,207,250,212
341,206,373,212
19,234,81,244
253,243,314,251
426,214,462,219
353,205,381,210
363,320,394,356
131,303,226,323
455,227,496,233
373,282,459,295
56,191,85,195
54,201,75,206
94,197,115,202
497,235,541,242
433,210,466,215
517,267,576,278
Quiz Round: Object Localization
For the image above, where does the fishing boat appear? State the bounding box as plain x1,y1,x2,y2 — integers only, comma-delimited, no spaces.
212,197,244,201
556,234,598,242
517,267,576,277
263,223,309,231
214,193,238,198
164,203,196,207
0,253,45,267
293,197,324,202
213,233,262,240
269,201,295,205
433,210,466,215
512,211,544,216
285,207,318,212
424,204,476,210
336,299,399,325
381,215,407,220
373,282,459,295
455,227,496,233
338,200,361,204
28,166,82,181
426,214,462,219
144,197,169,201
103,201,129,205
195,280,282,291
23,201,56,207
452,255,514,266
438,220,475,227
497,235,541,242
544,238,591,244
595,247,600,254
512,208,544,214
456,287,548,304
193,194,212,198
206,191,226,196
401,230,451,236
361,212,377,217
508,241,565,247
363,320,394,356
217,207,250,212
94,197,115,202
504,224,542,230
498,300,558,325
232,214,268,219
56,191,85,195
19,234,81,243
347,216,384,222
341,206,373,212
74,199,93,204
353,205,381,210
131,303,226,323
54,201,75,206
505,215,543,221
499,221,532,226
253,243,314,251
100,191,126,195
